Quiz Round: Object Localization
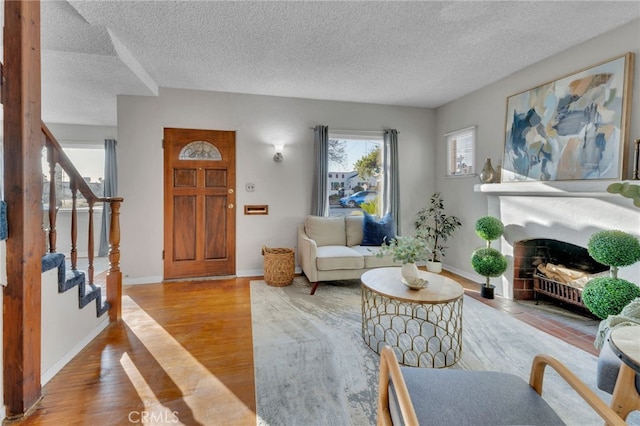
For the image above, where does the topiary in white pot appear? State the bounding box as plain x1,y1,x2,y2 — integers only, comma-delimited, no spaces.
471,216,507,299
582,230,640,319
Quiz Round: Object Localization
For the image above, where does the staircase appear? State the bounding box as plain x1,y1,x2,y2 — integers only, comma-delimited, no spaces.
42,122,123,322
40,252,112,385
39,123,123,384
41,253,110,317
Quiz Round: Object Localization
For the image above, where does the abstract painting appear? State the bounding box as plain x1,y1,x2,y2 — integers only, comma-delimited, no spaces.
502,53,633,182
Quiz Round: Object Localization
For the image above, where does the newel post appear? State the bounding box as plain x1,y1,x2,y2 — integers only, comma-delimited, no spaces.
106,198,123,322
3,0,44,417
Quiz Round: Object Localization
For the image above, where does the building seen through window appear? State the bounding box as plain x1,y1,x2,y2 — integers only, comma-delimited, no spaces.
42,146,105,210
327,135,383,217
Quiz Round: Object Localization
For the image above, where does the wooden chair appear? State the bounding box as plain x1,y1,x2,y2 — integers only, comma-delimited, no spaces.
377,346,625,426
597,332,640,421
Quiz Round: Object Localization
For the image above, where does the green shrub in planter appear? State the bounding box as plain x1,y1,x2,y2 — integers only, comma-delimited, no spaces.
582,277,640,319
471,247,508,287
475,216,504,244
471,216,507,295
587,230,640,278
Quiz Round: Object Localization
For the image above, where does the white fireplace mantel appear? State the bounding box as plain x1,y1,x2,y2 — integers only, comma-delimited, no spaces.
474,180,637,197
472,179,640,300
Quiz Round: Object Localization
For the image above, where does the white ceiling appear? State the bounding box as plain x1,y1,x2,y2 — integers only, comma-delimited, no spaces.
39,1,640,127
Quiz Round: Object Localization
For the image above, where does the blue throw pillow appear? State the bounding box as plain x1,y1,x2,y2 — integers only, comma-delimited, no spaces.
361,212,396,246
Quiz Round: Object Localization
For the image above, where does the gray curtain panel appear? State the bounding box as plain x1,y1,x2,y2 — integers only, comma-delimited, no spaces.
383,129,400,232
311,125,329,216
99,139,118,257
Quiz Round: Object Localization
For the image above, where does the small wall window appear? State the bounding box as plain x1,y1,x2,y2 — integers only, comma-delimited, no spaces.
445,126,476,177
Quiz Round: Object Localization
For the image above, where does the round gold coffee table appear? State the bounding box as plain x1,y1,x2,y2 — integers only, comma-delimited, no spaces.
361,267,464,368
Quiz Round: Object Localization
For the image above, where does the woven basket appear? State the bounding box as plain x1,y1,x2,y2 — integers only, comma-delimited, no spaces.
262,246,295,287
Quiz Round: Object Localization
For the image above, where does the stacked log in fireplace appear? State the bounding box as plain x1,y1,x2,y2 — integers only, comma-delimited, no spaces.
513,238,608,309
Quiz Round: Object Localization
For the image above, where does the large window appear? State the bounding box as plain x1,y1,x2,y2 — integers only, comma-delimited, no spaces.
42,145,105,209
446,126,476,177
327,133,383,217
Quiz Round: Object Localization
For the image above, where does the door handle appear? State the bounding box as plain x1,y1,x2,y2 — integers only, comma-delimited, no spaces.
228,203,234,209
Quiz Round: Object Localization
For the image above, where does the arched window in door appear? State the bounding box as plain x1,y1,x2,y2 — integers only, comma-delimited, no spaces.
179,140,222,161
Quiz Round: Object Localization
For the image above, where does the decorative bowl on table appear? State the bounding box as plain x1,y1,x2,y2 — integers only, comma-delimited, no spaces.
401,277,428,290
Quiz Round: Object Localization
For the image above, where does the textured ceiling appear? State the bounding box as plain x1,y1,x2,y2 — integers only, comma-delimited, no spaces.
40,1,640,126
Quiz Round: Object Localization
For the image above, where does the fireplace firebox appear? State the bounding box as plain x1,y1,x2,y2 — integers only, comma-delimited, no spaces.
512,239,608,307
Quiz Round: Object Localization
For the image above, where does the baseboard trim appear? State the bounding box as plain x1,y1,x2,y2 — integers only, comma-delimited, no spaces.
41,317,110,385
444,265,482,283
237,267,302,278
123,268,305,284
123,275,163,285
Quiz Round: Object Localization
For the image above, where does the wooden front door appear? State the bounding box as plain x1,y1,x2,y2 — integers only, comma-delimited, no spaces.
163,128,236,279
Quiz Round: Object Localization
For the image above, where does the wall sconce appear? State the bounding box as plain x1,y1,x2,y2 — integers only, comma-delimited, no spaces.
273,144,284,162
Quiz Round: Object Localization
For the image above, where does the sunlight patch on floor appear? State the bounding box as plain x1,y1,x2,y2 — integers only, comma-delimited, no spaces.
122,295,254,424
120,352,186,425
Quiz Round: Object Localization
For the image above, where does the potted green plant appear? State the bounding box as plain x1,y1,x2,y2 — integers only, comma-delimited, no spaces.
377,235,431,286
415,192,462,273
607,182,640,208
471,216,507,299
360,196,380,216
582,230,640,319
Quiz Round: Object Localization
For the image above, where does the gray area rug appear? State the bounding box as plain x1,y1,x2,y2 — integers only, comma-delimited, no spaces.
251,277,631,426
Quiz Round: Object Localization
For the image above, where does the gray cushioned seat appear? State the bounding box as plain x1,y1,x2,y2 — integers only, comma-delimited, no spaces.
315,245,364,270
350,245,396,268
391,368,564,425
597,335,640,394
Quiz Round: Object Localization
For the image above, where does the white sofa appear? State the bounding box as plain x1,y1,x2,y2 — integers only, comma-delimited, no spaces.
297,215,398,294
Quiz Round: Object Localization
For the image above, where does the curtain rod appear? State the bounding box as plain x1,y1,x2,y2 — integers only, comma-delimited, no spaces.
308,127,399,134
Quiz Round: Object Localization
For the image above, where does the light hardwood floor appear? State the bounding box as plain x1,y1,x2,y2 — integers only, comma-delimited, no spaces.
12,278,257,426
9,272,597,425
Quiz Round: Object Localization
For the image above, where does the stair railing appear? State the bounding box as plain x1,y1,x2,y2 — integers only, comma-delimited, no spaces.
42,122,123,322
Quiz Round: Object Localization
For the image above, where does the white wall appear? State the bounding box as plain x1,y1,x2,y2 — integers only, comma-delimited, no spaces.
118,90,436,282
435,19,640,285
46,123,117,146
65,20,640,286
41,268,109,385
